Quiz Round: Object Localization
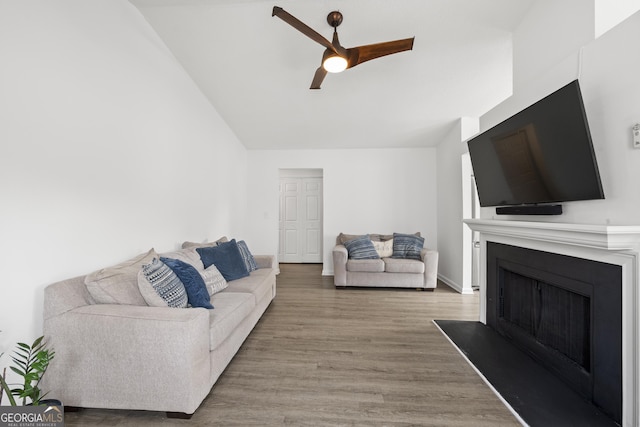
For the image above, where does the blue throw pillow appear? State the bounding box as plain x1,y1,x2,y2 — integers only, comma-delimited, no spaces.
160,257,213,309
196,239,250,281
392,233,425,260
343,235,380,260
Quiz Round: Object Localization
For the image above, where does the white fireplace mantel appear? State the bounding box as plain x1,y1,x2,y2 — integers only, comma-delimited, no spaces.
463,219,640,427
465,219,640,251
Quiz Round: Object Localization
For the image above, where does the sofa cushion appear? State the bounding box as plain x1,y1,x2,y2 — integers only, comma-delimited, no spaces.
222,269,273,304
85,248,156,306
201,264,228,295
158,248,204,271
343,235,379,260
197,239,250,281
383,257,425,274
372,239,394,258
138,258,189,308
237,240,258,272
392,233,425,260
347,259,385,273
208,292,255,350
161,257,213,309
181,236,229,250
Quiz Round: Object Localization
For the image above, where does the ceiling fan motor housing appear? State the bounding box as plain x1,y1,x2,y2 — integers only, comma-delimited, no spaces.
327,11,343,28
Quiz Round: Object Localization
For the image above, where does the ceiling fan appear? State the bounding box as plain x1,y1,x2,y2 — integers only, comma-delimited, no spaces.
272,6,415,89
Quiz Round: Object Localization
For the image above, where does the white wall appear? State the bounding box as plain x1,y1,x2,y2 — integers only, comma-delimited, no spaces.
0,1,247,349
481,9,640,225
245,148,437,275
435,2,640,293
436,118,479,293
512,0,594,90
595,0,640,37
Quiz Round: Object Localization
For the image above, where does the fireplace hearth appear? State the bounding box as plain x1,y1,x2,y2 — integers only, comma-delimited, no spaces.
487,242,622,424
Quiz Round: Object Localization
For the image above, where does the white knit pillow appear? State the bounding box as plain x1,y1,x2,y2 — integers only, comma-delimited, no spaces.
200,264,228,295
372,239,394,258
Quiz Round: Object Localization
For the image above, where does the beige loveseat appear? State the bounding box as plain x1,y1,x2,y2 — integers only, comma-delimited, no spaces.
333,233,438,290
42,239,276,418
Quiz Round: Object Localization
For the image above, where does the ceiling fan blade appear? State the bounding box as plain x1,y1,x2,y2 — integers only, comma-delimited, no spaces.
273,6,338,54
310,67,327,89
347,37,415,68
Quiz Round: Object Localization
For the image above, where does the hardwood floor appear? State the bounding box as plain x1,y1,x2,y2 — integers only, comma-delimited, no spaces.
64,264,520,426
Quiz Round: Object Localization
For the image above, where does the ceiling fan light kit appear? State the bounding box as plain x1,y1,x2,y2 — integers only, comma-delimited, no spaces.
272,6,414,89
322,53,347,73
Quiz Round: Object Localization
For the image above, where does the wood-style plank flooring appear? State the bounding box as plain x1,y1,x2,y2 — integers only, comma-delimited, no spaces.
64,264,519,426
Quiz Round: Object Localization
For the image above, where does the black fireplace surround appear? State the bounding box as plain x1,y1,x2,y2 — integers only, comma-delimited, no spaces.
487,242,622,424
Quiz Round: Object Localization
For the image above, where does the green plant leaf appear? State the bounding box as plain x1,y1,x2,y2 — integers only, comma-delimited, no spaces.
10,366,25,377
3,335,54,406
12,354,28,363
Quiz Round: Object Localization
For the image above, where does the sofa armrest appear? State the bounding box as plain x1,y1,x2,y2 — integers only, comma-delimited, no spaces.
254,254,276,270
332,245,348,287
43,304,211,414
421,248,439,289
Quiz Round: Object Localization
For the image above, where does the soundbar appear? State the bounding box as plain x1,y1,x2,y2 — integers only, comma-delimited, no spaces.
496,204,563,216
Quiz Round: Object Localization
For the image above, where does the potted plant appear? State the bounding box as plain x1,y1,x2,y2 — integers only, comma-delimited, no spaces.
0,335,55,406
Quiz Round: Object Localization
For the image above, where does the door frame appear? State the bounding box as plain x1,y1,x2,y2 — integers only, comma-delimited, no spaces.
461,153,479,294
278,168,324,263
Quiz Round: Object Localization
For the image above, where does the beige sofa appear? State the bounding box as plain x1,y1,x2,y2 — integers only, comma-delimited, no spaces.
42,241,276,418
333,233,438,290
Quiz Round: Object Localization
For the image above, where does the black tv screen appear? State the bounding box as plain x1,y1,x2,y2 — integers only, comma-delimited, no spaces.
467,80,604,208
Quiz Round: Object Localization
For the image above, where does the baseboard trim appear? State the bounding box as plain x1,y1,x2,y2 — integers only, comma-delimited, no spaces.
438,274,474,295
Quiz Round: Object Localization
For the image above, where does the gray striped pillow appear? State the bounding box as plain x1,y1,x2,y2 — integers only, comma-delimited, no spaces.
392,233,425,260
237,240,258,272
343,235,380,260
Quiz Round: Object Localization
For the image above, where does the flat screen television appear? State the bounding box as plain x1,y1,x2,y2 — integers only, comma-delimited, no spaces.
467,80,604,211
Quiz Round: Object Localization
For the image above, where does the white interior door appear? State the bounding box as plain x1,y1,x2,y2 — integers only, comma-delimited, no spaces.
278,171,323,263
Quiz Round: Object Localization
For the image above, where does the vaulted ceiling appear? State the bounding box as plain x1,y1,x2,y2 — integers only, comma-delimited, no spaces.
131,0,535,149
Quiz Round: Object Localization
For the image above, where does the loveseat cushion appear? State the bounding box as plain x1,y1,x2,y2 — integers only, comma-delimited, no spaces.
383,257,425,274
369,234,394,241
208,292,255,350
85,248,156,306
347,259,385,273
338,233,365,245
